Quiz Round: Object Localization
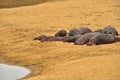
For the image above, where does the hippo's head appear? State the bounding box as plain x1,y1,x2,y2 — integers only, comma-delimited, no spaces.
55,30,67,37
33,35,47,41
74,38,85,45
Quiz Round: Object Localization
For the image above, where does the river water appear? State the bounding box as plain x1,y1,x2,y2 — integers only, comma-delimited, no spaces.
0,64,30,80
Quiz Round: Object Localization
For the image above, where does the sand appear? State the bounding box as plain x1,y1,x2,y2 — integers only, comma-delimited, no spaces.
0,0,120,80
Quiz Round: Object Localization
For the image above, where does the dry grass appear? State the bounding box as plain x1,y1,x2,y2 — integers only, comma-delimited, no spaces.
0,0,120,80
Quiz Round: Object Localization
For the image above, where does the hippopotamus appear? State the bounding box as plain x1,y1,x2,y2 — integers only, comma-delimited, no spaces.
102,25,118,36
62,35,82,42
74,32,101,45
68,27,92,36
33,35,54,42
94,29,104,34
68,29,81,36
33,35,69,42
87,34,119,46
33,35,48,40
78,27,92,35
55,29,67,37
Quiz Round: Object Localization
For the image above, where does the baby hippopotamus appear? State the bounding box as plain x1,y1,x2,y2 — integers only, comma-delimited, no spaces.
102,25,118,36
33,35,48,41
87,34,120,46
74,32,101,45
55,29,67,37
68,27,92,36
78,27,92,35
33,35,65,42
68,29,81,36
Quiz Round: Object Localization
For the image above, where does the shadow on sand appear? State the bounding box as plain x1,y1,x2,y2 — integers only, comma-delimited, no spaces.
0,0,63,9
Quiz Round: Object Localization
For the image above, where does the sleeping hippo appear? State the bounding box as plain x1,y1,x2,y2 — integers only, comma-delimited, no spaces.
78,27,92,35
74,32,101,45
68,27,92,36
87,34,119,46
33,35,68,42
33,35,48,41
68,29,81,36
55,29,67,37
102,25,118,36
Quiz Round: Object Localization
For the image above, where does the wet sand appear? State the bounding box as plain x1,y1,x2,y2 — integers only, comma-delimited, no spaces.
0,0,120,80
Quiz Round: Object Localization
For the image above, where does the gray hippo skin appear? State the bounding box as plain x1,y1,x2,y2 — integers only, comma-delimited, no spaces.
33,35,70,42
33,35,54,42
55,29,67,37
33,35,48,41
68,27,92,36
87,34,116,46
68,29,81,36
94,29,104,34
78,27,92,35
74,32,101,45
102,25,118,36
63,35,82,42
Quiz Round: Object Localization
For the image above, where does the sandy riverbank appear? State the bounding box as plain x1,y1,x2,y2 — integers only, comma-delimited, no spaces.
0,0,120,80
